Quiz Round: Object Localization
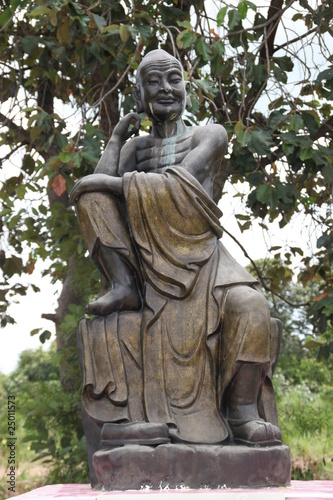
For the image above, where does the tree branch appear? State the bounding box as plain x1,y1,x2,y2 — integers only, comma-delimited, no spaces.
242,0,295,120
41,313,58,323
312,115,333,141
273,26,318,53
0,143,29,165
221,225,311,308
259,0,284,61
0,112,30,143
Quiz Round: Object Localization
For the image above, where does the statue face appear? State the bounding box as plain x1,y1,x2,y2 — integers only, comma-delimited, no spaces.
137,59,187,123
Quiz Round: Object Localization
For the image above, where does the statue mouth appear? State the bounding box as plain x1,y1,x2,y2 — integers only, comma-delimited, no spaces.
157,98,176,104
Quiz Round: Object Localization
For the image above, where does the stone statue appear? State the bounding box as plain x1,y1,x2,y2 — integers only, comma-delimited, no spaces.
70,49,291,490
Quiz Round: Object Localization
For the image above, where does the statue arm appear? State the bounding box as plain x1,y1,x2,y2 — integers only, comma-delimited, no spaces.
69,174,123,203
181,124,228,185
70,114,140,203
94,113,141,175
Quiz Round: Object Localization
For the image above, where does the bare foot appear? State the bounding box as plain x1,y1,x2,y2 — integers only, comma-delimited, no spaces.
85,285,141,316
228,418,282,446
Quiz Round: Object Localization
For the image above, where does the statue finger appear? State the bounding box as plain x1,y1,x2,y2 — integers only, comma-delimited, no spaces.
123,114,141,141
69,181,82,205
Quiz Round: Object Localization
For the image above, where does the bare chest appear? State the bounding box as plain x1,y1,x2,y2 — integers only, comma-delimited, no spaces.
135,133,193,172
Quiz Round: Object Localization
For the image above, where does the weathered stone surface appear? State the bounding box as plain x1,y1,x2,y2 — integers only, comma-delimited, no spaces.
93,443,291,491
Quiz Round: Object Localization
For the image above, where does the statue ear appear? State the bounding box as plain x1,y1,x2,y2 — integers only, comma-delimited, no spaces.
185,81,191,109
133,85,144,113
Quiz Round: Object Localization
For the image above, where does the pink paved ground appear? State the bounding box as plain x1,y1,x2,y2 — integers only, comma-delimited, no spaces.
12,481,333,499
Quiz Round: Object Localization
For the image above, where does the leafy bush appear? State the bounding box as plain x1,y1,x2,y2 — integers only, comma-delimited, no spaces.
274,366,333,480
1,346,89,485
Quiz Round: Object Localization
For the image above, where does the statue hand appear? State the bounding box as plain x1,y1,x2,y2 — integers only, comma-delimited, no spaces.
112,112,141,142
69,174,109,204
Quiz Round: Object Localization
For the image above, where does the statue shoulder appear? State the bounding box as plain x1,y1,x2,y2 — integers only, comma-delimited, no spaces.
192,124,228,157
193,123,227,142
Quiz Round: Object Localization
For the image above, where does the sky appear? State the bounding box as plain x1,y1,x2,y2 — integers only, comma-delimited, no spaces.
1,262,59,374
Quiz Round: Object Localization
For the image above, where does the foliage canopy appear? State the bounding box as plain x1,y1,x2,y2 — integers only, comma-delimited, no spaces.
1,0,332,349
0,0,333,479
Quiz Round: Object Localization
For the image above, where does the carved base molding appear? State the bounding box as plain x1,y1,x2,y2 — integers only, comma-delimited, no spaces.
93,443,291,491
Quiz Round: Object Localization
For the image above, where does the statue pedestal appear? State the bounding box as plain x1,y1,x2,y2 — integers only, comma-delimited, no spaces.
93,443,291,491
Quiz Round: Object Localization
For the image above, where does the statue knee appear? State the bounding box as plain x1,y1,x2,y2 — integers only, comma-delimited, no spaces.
224,286,271,348
75,191,111,212
225,286,270,321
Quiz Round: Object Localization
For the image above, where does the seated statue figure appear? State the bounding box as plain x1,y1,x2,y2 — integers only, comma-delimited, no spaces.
70,49,283,459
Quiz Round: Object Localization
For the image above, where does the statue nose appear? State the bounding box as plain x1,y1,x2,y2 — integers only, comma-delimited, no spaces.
160,80,172,93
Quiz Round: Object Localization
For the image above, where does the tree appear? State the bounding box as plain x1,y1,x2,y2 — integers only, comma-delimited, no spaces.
1,0,333,476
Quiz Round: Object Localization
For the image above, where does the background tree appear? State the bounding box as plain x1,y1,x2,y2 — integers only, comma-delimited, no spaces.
1,0,332,481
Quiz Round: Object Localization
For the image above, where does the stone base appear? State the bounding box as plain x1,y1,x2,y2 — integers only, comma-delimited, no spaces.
93,443,291,491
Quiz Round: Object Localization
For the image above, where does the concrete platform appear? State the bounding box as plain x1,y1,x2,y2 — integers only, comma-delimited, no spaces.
13,481,333,499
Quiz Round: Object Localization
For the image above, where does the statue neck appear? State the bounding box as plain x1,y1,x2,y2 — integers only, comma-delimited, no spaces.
151,119,187,139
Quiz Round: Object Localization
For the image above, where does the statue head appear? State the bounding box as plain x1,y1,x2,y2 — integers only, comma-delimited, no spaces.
133,49,190,123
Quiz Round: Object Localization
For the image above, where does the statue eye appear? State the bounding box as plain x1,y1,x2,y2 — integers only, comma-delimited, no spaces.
147,78,159,85
169,75,182,84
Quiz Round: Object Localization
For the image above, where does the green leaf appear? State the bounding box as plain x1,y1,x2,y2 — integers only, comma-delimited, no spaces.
273,65,287,84
22,155,35,175
304,337,327,349
17,184,26,199
248,129,273,155
3,256,23,277
316,68,333,83
290,246,303,256
292,13,303,22
39,204,47,215
0,7,13,28
217,7,227,27
253,64,267,87
176,30,197,49
272,56,294,72
302,111,319,136
237,130,251,146
22,36,39,55
56,17,71,44
245,1,257,11
91,13,107,31
59,152,72,163
39,330,52,344
235,120,244,133
195,37,212,61
213,41,225,56
119,24,129,42
177,20,192,29
290,114,303,132
101,24,120,34
238,1,248,20
27,6,52,17
322,165,333,184
31,328,42,336
300,148,313,161
276,184,291,204
256,184,278,210
228,9,242,30
247,172,264,186
195,78,217,97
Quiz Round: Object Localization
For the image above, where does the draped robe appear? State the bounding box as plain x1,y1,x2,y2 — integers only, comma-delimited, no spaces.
79,167,272,444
